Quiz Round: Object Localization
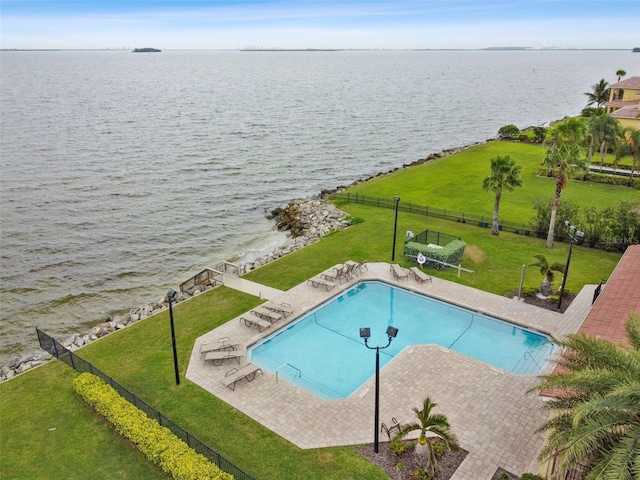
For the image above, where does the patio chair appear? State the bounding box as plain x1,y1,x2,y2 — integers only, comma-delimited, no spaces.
251,305,283,323
306,276,336,290
200,337,241,358
262,301,294,317
355,260,368,273
321,265,344,282
390,264,410,281
410,267,432,284
203,348,245,366
239,315,271,332
223,363,264,391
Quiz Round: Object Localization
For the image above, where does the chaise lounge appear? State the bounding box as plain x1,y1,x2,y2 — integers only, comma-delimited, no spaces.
250,306,283,323
410,267,432,284
390,264,410,281
203,348,245,366
240,315,271,332
200,337,241,357
307,276,336,290
262,301,294,317
223,363,264,391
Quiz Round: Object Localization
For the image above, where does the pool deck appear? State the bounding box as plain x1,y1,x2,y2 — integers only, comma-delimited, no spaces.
186,262,595,479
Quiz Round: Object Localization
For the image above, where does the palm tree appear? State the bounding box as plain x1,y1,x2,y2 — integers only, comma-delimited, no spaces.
482,155,523,235
596,114,621,166
528,254,565,296
542,120,588,248
530,314,640,480
616,68,626,82
625,127,640,186
393,397,460,477
584,79,610,108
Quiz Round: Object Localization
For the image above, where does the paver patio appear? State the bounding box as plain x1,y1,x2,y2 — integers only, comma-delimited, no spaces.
186,262,595,480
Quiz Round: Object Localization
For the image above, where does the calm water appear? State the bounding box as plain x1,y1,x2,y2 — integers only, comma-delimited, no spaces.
249,282,555,399
0,49,635,365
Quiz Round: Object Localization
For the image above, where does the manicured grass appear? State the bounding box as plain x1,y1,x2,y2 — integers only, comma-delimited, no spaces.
0,361,163,480
345,141,638,222
1,139,632,480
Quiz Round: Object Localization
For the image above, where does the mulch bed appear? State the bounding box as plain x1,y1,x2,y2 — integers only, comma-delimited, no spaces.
512,292,576,313
354,441,468,480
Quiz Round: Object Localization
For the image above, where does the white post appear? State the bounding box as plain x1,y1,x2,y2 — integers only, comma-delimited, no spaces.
517,264,526,299
457,264,462,278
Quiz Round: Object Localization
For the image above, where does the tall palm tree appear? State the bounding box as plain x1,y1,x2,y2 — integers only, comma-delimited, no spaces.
616,69,626,82
584,79,610,108
482,155,523,235
542,119,588,248
596,114,621,166
625,127,640,186
393,397,460,477
531,314,640,480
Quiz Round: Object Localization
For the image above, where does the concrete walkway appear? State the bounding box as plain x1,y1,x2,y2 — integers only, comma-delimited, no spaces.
186,263,594,479
221,273,284,299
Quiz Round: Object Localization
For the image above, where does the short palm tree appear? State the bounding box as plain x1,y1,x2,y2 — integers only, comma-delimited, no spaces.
616,69,626,82
528,254,565,296
482,155,523,236
625,127,640,186
393,397,460,477
531,314,640,480
584,78,610,108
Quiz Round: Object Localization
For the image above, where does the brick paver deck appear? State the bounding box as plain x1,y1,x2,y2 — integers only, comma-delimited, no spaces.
186,262,595,479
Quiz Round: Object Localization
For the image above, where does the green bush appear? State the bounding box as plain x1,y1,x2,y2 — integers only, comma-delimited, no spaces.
431,440,446,457
520,474,545,480
584,172,638,189
405,240,466,270
389,438,408,457
498,124,520,139
73,373,233,480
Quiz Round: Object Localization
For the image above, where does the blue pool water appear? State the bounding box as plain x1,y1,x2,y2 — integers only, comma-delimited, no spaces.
249,281,556,399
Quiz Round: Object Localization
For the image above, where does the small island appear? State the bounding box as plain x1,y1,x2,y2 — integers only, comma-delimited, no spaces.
132,48,161,53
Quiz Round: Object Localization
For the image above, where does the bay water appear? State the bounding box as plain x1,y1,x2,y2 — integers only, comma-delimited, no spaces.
0,49,635,365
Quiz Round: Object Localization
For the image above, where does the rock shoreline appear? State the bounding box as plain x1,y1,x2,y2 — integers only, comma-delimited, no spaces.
0,142,482,382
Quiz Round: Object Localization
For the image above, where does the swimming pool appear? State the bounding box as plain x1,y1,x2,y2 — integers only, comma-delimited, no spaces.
249,281,556,399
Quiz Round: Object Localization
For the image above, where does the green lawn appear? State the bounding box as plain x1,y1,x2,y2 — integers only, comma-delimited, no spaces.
1,139,633,480
345,141,638,222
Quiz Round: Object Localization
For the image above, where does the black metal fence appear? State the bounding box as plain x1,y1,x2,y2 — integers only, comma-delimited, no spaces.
36,328,255,480
331,191,536,236
407,229,460,247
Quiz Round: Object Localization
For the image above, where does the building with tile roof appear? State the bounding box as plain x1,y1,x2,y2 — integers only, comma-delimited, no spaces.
606,76,640,129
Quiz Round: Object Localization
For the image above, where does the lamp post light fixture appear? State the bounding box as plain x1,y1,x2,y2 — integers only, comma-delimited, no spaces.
166,288,180,386
359,325,399,453
391,196,400,261
557,221,584,311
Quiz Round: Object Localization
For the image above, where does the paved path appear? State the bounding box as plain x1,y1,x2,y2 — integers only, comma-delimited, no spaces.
186,262,594,479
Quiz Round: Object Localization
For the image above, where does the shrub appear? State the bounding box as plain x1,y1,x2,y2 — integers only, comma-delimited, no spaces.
389,438,408,457
498,124,520,139
520,474,545,480
404,240,466,270
73,373,233,480
431,440,446,458
533,126,547,143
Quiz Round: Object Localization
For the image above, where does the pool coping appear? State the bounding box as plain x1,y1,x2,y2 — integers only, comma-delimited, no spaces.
185,262,595,479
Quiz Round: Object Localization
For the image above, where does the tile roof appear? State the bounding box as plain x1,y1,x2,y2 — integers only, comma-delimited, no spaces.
611,104,640,119
581,244,640,345
610,76,640,89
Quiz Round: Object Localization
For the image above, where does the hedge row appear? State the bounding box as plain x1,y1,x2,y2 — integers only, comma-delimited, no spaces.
404,240,467,270
72,373,233,480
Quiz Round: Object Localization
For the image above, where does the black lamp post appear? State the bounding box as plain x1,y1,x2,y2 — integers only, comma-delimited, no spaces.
557,221,584,311
166,288,180,386
391,196,400,261
359,325,399,453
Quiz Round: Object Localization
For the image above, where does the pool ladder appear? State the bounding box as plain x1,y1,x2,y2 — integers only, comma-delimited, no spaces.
276,363,301,383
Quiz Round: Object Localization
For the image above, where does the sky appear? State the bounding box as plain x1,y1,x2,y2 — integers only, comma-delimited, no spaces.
1,0,639,50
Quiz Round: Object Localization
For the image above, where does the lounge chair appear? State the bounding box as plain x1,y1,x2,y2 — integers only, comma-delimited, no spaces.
355,260,368,273
222,363,264,391
203,348,245,366
410,267,432,284
240,315,271,332
307,276,336,290
390,264,410,281
200,338,241,357
321,265,344,282
262,301,294,317
250,306,283,323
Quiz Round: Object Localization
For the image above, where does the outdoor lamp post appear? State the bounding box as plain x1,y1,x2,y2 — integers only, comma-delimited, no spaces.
359,325,399,453
557,221,584,311
391,196,400,261
166,288,180,386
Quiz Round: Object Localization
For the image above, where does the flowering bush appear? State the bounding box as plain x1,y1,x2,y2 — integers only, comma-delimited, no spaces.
73,373,233,480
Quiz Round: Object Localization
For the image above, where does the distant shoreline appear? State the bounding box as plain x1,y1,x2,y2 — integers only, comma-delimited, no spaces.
1,48,633,52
